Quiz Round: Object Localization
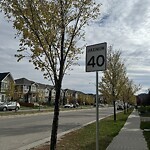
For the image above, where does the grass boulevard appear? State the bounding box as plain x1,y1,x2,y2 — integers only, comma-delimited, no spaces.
139,106,150,150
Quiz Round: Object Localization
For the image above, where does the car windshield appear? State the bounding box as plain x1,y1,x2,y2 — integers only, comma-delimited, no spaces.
6,102,10,105
7,102,14,104
0,102,7,105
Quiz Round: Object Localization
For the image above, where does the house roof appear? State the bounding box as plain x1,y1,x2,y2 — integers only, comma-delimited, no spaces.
0,72,13,82
35,82,54,89
15,78,55,90
15,78,34,85
37,83,47,89
46,84,54,90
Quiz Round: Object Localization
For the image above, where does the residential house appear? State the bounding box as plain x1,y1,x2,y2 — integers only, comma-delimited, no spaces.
63,89,84,105
136,93,150,106
63,89,75,104
62,89,96,105
37,83,54,104
36,83,47,103
0,72,97,106
15,78,38,103
0,72,15,102
50,87,56,104
46,86,63,105
37,84,66,105
15,78,56,104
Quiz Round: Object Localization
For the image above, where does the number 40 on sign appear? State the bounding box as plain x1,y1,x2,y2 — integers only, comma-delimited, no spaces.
86,42,107,72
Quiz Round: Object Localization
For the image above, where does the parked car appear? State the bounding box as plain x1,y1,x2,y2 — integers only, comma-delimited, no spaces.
117,104,124,110
0,102,20,111
0,101,3,105
64,104,74,108
93,103,105,107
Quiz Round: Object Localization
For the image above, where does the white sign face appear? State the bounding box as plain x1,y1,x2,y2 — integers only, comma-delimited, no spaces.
86,42,107,72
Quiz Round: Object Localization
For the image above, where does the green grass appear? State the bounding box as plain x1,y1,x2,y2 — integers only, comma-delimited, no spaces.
141,121,150,129
140,121,150,149
138,106,150,117
56,109,133,150
138,106,150,149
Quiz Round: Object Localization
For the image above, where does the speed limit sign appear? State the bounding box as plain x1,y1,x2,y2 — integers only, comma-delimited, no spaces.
86,42,107,72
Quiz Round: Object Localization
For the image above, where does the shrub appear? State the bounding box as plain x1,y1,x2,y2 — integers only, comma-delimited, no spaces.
138,106,146,114
19,102,34,107
146,106,150,113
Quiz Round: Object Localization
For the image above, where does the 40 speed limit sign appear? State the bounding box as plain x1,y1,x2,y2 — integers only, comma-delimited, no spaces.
86,42,107,72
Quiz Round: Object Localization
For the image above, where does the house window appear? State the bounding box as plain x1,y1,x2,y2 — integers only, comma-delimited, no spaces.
31,85,36,92
1,82,8,91
23,85,29,93
1,95,5,101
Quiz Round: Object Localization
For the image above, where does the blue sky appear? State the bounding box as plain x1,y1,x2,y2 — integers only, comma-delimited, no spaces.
0,0,150,94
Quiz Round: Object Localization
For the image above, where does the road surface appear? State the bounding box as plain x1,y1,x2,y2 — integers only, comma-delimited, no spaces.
0,107,114,150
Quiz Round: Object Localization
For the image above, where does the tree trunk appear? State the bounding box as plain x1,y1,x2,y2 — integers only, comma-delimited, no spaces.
63,90,66,105
127,102,129,112
123,101,126,114
113,100,116,122
50,81,61,150
48,90,52,106
112,89,116,122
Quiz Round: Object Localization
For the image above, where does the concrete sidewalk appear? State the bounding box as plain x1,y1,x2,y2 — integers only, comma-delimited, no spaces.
106,109,148,150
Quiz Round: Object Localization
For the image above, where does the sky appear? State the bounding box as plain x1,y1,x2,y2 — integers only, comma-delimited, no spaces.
0,0,150,95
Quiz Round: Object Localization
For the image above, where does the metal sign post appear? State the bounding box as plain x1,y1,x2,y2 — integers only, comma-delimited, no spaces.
96,71,99,150
86,42,107,150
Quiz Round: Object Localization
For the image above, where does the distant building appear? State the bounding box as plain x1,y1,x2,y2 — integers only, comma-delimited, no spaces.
0,72,15,102
136,93,150,106
14,78,38,103
14,78,55,104
0,72,97,106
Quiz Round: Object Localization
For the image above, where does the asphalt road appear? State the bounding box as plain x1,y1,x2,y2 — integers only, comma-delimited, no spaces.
0,107,114,150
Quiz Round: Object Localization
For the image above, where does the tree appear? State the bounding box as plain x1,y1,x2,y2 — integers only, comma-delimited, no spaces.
119,76,128,114
14,85,23,101
37,88,45,110
99,46,127,121
5,80,15,101
0,0,101,149
120,77,140,113
125,79,141,105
